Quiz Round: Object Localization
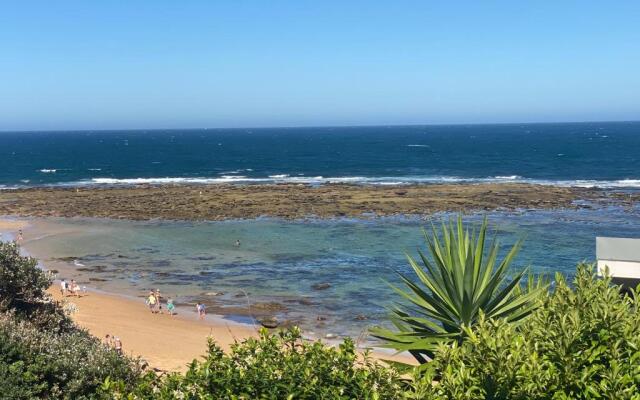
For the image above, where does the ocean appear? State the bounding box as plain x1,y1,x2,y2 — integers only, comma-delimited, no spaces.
2,121,640,340
0,121,639,188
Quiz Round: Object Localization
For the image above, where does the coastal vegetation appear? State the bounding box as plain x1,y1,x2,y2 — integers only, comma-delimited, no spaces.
0,241,144,399
1,216,640,399
371,217,546,362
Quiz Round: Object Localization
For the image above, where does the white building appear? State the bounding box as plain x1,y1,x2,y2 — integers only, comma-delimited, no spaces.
596,237,640,287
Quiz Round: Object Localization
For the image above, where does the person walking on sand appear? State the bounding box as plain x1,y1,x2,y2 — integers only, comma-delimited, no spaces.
166,298,176,315
114,337,123,355
60,279,68,296
147,291,157,313
154,289,163,314
16,230,23,244
103,334,113,347
196,302,206,320
70,280,81,297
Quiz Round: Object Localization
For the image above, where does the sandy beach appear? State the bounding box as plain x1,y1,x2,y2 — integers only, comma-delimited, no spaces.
47,287,258,372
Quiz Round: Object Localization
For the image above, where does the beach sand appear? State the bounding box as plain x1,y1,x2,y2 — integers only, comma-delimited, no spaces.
48,287,257,372
46,288,416,372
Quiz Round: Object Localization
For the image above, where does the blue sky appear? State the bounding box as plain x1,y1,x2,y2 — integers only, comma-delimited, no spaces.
1,1,639,130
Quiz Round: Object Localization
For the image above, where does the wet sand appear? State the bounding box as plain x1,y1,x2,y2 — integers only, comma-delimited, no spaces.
0,183,631,221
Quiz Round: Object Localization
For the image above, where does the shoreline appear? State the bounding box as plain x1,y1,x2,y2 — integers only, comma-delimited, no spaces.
1,182,636,221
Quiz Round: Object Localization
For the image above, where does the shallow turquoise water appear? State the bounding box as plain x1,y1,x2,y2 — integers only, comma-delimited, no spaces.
22,205,640,339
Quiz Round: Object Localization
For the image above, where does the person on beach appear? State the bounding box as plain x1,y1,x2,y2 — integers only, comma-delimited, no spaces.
60,279,68,296
16,230,23,244
147,291,157,313
70,280,81,297
114,337,123,355
166,298,176,315
196,302,206,320
154,289,163,314
103,334,113,347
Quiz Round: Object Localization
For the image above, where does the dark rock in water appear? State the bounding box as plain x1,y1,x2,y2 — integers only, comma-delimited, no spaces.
311,283,331,291
89,277,108,282
233,292,249,298
354,314,368,321
51,256,80,263
252,302,287,312
299,297,315,306
76,265,109,273
258,316,279,329
316,315,327,321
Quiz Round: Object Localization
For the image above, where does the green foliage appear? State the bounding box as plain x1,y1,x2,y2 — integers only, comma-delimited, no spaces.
101,327,409,400
0,240,73,332
0,240,144,399
0,312,144,400
420,264,640,399
372,216,546,362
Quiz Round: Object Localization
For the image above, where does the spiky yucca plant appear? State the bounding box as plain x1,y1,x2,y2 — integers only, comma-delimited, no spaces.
371,216,546,363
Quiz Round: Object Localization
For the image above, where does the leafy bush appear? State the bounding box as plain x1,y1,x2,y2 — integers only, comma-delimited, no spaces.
0,240,144,399
0,240,73,332
420,264,640,399
372,217,545,363
0,312,144,400
101,327,410,400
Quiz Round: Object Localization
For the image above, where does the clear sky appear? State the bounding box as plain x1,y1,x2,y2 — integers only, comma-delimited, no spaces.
1,1,639,130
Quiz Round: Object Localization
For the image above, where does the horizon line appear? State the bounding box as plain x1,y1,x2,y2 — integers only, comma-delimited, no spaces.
1,119,639,134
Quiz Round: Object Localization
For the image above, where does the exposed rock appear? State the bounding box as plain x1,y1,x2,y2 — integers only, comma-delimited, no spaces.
0,183,615,221
251,302,287,312
311,283,331,291
258,316,279,329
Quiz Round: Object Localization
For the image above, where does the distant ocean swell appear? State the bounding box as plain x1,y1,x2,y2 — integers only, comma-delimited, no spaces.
2,175,639,189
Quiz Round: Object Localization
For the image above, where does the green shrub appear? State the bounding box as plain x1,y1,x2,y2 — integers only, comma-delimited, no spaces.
0,241,144,399
0,312,144,400
0,240,73,332
102,327,410,400
372,216,545,363
420,264,640,399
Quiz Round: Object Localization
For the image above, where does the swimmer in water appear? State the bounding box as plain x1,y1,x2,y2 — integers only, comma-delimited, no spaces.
235,239,241,247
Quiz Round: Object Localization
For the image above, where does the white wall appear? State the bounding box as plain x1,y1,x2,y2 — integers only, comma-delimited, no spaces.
598,259,640,279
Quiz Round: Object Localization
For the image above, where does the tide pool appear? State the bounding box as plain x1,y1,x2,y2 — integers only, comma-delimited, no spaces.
19,205,640,340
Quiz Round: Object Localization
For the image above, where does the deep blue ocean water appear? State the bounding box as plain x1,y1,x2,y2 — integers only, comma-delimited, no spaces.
1,121,639,187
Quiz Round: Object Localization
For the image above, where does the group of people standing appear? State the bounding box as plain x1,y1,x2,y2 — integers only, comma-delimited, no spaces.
60,278,84,297
102,334,123,354
146,289,175,315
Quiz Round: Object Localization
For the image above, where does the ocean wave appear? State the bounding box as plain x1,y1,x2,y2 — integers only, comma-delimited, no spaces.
10,175,640,189
39,169,57,173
